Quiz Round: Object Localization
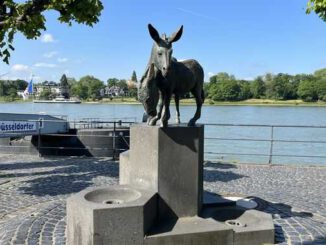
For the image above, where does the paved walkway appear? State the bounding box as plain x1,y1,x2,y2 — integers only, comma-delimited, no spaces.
0,155,325,245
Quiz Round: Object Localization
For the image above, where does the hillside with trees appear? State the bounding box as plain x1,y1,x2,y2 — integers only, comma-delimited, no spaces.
205,68,326,103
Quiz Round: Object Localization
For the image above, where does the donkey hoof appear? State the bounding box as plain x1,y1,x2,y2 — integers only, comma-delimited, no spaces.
160,120,168,128
149,119,157,126
187,120,196,127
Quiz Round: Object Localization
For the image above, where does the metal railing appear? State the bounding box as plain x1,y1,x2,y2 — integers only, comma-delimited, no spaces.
1,118,325,165
204,123,326,165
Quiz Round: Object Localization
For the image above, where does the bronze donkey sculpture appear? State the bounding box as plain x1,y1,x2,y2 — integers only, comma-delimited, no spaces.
139,24,205,127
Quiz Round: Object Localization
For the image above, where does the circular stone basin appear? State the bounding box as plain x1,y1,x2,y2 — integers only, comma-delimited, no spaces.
84,187,141,204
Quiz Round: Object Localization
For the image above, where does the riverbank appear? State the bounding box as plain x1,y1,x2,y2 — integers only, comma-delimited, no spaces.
94,98,326,107
1,97,326,106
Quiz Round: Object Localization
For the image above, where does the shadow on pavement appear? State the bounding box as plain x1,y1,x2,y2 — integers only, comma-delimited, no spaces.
9,157,119,196
204,161,237,169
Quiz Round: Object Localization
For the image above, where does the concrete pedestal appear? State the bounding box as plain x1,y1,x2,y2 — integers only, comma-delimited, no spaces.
120,124,203,218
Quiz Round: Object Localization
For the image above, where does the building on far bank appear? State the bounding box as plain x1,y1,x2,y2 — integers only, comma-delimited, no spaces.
34,81,69,98
105,85,128,97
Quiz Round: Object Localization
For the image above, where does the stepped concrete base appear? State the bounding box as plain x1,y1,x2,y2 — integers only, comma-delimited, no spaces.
67,124,274,245
67,187,274,245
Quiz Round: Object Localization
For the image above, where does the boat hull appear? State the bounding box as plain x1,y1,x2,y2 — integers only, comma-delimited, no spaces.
33,100,81,104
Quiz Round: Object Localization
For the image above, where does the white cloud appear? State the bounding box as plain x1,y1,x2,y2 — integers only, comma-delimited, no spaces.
208,72,215,77
41,33,55,43
34,63,57,68
43,51,58,58
57,57,68,63
11,64,29,72
2,64,31,81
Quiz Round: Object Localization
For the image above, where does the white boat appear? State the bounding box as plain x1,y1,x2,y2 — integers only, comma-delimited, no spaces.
34,95,81,104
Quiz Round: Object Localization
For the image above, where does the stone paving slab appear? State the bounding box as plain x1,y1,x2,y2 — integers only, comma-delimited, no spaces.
0,155,325,245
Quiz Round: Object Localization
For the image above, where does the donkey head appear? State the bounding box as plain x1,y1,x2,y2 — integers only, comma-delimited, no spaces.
139,64,160,118
148,24,183,77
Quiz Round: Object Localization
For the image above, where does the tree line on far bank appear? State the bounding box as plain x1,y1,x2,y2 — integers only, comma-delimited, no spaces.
205,68,326,102
1,68,326,103
0,72,138,101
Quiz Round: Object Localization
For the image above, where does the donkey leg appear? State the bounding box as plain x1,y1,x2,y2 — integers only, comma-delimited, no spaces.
149,98,163,126
188,89,203,126
161,93,172,127
175,94,181,124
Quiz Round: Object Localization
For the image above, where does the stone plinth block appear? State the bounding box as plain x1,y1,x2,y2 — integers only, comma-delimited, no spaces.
120,124,204,218
66,185,157,245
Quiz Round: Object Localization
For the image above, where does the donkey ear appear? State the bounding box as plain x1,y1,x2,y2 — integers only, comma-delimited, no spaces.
170,25,183,43
148,24,161,43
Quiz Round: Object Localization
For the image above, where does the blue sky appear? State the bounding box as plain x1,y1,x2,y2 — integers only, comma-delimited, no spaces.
1,0,326,83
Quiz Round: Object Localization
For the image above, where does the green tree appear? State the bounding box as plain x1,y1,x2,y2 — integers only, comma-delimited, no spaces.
71,82,88,100
0,80,5,96
209,80,241,101
79,75,104,100
297,80,318,102
209,72,235,84
60,74,68,87
307,0,326,21
10,79,28,91
238,80,252,100
265,73,294,100
60,74,69,98
131,71,138,83
117,79,128,90
203,82,210,97
314,68,326,79
128,87,138,99
250,77,266,99
312,68,326,101
316,78,326,101
0,79,27,99
39,89,52,100
0,0,103,64
107,78,119,87
67,77,77,88
6,86,18,101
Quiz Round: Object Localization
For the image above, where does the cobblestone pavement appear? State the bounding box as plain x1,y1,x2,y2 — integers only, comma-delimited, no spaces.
0,155,325,245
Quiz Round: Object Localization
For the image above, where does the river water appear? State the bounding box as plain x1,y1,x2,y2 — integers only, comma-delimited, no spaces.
0,102,325,165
